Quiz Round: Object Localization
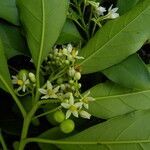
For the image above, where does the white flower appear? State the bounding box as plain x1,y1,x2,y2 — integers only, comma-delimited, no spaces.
62,44,84,61
61,93,83,119
66,44,73,53
79,110,91,119
70,49,84,60
12,74,30,92
107,5,119,19
96,6,106,16
39,81,59,99
81,91,95,109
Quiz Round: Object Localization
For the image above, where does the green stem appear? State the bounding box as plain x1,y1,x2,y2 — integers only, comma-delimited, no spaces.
25,138,150,145
18,103,39,150
0,76,26,118
91,22,97,37
33,106,61,120
0,130,8,150
18,99,59,149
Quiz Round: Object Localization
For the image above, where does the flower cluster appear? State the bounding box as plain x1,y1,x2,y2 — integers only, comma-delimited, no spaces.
40,44,95,119
43,44,84,73
12,70,36,94
88,1,119,19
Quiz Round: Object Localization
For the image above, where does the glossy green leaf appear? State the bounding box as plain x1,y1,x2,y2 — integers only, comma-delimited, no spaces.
0,39,12,92
103,54,150,90
17,0,68,68
88,82,150,119
117,0,140,15
0,24,29,59
0,0,19,25
57,19,82,45
79,0,150,74
58,110,150,150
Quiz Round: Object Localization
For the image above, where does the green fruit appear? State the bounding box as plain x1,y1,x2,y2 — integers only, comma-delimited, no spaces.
18,69,29,79
53,111,65,123
60,119,75,134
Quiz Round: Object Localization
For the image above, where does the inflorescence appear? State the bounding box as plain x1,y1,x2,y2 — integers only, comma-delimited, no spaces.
12,44,95,121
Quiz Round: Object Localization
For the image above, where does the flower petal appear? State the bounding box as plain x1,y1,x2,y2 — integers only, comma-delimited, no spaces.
53,86,60,93
111,13,119,19
84,103,89,109
47,81,52,89
49,94,58,99
22,74,26,81
17,86,22,92
66,110,72,119
22,85,26,92
69,93,74,105
41,95,50,99
75,102,83,108
39,89,47,94
80,110,91,119
72,111,78,118
61,103,70,109
108,4,113,11
112,8,118,13
87,97,95,102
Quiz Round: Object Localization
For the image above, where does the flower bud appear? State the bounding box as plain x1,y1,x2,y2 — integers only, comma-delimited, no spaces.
60,84,66,90
69,80,74,85
65,60,70,65
68,67,75,77
57,78,63,84
62,48,68,55
18,69,29,80
29,72,36,82
74,72,81,80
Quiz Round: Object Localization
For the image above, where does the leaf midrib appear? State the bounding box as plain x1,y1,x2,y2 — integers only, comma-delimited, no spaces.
38,0,45,68
80,2,150,66
94,88,150,100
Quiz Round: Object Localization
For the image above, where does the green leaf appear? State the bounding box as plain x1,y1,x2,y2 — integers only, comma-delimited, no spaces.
117,0,140,15
88,82,150,119
103,54,150,90
58,110,150,150
39,127,68,150
17,0,68,68
0,23,29,59
79,0,150,74
57,19,82,45
0,0,19,25
0,39,12,92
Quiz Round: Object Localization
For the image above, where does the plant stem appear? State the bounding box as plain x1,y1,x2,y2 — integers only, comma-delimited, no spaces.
25,138,150,145
18,103,39,150
33,106,61,120
91,22,97,37
18,99,59,149
0,130,8,150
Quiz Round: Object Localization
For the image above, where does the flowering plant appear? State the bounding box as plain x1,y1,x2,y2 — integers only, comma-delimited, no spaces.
0,0,150,150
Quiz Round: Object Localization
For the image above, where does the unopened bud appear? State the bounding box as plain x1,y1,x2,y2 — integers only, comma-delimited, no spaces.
74,72,81,80
29,72,36,82
68,67,75,77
